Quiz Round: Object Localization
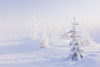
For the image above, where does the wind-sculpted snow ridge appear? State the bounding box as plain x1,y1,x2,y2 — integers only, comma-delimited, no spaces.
0,37,41,54
0,38,100,67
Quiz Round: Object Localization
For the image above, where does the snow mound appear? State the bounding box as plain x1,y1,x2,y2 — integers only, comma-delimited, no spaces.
72,54,100,67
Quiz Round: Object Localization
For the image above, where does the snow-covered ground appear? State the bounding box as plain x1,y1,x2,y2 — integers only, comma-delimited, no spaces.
0,37,100,67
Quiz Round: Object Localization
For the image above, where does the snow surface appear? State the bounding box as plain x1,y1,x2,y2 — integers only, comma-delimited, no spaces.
0,37,100,67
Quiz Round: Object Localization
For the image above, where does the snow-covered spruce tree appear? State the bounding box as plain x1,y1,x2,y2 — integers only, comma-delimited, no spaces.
40,30,48,49
68,18,84,61
31,17,39,40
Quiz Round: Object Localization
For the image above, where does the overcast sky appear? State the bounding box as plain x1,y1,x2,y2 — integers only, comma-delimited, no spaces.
0,0,100,42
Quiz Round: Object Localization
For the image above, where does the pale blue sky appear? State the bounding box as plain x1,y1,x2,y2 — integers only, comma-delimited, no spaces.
0,0,100,42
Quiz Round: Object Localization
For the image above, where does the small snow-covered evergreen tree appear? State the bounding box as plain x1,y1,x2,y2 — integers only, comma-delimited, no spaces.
68,18,84,61
40,30,48,49
61,31,70,40
82,32,94,46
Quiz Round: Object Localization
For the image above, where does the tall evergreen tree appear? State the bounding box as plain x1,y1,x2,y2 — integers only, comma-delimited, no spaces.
31,17,39,40
68,18,84,61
